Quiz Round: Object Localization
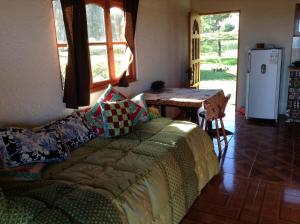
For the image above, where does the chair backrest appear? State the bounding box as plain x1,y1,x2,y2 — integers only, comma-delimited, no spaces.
222,94,231,114
204,92,231,120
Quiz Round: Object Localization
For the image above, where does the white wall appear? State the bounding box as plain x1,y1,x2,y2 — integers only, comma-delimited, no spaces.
0,0,190,127
0,0,67,127
191,0,300,113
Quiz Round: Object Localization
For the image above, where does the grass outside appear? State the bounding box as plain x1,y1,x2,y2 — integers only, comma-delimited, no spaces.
201,58,237,66
200,70,236,81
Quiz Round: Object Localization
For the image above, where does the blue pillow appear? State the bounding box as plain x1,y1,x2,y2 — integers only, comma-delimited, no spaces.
40,113,97,152
0,127,69,168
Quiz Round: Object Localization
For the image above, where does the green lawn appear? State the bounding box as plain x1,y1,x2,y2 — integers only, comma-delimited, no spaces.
201,58,237,66
200,70,236,81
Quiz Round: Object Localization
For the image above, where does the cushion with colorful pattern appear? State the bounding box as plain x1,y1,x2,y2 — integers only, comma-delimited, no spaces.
131,93,149,123
100,100,132,137
77,107,104,136
90,84,148,126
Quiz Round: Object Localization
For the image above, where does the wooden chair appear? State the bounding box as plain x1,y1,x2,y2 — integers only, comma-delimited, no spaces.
199,94,231,154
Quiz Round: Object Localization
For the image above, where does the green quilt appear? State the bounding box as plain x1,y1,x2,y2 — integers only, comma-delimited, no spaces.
0,118,219,224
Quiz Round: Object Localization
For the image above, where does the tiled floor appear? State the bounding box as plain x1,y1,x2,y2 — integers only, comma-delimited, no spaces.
181,106,300,224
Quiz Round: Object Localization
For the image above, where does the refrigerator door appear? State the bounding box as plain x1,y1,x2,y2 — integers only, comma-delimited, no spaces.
247,49,281,119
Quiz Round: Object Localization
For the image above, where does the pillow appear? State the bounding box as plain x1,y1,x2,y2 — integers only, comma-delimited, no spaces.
90,85,148,126
148,106,162,120
52,113,97,151
76,107,104,136
100,100,132,137
83,108,104,136
0,127,68,168
131,93,149,123
0,163,45,182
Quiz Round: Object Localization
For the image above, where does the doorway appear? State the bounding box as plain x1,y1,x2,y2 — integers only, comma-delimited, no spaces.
199,11,240,108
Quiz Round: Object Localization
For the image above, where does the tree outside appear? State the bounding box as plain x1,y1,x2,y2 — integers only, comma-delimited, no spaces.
200,12,239,106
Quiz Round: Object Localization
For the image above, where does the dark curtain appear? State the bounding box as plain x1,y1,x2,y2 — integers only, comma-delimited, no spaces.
60,0,91,109
123,0,139,54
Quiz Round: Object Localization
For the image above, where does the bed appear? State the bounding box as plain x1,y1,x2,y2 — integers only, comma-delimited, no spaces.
0,118,219,224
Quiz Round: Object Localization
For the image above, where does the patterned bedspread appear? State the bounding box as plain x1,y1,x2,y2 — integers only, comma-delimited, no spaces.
0,118,219,224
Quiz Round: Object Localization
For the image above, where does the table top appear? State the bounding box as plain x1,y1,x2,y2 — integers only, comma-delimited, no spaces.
144,88,223,108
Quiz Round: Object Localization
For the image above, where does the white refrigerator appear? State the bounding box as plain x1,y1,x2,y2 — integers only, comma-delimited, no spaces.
246,48,282,121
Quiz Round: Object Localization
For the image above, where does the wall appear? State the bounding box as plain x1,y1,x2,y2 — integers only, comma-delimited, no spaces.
191,0,300,113
0,0,67,127
0,0,190,127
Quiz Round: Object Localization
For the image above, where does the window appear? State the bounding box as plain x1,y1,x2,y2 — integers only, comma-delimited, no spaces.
52,0,136,92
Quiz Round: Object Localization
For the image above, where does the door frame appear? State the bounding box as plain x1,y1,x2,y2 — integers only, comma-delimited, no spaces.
191,10,241,110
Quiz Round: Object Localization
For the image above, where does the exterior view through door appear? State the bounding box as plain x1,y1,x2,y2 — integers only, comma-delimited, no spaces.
189,12,240,109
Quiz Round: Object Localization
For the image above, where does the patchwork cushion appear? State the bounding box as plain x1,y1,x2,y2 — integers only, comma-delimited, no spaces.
90,84,147,126
83,108,104,136
52,113,97,151
131,93,149,124
100,100,132,137
0,128,68,168
0,163,45,182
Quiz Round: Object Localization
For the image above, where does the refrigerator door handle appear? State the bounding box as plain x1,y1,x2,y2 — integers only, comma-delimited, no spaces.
261,64,267,74
247,52,252,74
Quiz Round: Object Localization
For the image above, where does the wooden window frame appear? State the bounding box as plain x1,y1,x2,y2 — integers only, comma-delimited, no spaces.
54,0,136,93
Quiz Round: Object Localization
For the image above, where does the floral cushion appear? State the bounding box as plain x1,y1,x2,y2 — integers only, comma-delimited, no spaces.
0,163,45,182
51,113,97,151
0,128,68,168
90,85,147,126
100,100,132,137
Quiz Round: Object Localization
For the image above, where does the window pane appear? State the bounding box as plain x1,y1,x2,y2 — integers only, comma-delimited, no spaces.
113,44,128,78
52,1,67,44
86,4,106,42
58,47,68,85
90,46,109,83
110,7,125,42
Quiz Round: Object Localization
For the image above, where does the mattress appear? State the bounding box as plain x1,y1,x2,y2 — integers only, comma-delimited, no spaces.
0,118,219,224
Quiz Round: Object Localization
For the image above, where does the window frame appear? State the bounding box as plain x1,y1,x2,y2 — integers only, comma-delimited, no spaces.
53,0,136,93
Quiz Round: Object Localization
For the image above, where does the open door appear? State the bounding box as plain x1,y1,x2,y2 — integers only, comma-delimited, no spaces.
189,13,201,88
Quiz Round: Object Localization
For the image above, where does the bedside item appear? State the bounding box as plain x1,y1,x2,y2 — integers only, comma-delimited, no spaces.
100,100,132,137
150,80,165,92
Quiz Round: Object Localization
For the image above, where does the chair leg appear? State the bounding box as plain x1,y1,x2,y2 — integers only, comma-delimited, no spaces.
220,118,228,146
200,117,205,129
215,119,222,155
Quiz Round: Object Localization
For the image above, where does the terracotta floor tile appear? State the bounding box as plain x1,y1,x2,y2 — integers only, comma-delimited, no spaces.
220,157,254,177
182,110,300,224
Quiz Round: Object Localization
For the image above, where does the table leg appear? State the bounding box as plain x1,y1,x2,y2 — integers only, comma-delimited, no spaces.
160,106,166,117
190,108,199,124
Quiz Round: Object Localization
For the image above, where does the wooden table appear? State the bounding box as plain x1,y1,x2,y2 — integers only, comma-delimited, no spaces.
144,88,224,123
